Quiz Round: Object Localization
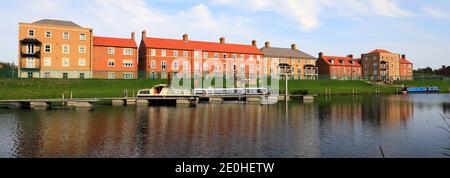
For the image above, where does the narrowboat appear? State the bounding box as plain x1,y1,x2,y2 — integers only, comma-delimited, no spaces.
401,86,440,94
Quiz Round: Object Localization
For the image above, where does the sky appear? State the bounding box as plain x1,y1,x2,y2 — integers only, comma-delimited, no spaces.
1,0,450,69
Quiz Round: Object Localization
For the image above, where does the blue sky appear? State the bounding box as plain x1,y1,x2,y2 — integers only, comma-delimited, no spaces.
1,0,450,68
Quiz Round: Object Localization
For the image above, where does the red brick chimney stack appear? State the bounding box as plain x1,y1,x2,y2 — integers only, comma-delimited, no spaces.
220,37,225,44
291,43,297,50
265,41,270,48
183,34,189,41
252,40,257,47
131,32,135,40
142,30,147,39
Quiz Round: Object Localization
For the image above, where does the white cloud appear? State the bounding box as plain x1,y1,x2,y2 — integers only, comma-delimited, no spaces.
423,5,450,19
210,0,412,30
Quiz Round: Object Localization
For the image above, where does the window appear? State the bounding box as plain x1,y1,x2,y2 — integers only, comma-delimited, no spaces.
123,60,133,67
62,58,70,67
45,31,52,38
203,62,208,71
161,50,167,57
240,54,245,61
161,61,167,70
173,61,179,70
194,51,200,59
79,73,85,79
44,44,51,53
214,53,219,59
214,63,219,71
108,47,115,55
240,64,245,73
62,73,68,79
194,62,200,70
108,59,115,67
223,54,227,59
27,44,35,54
27,72,33,79
44,57,52,67
232,54,237,59
63,32,70,39
183,51,189,57
28,29,35,37
249,64,254,73
79,46,86,53
223,63,227,71
123,73,133,79
249,55,254,60
257,55,261,61
80,33,86,40
26,58,35,68
108,72,115,79
173,50,179,57
183,61,188,69
62,45,70,54
44,72,50,78
150,60,156,69
203,52,209,59
150,49,156,56
123,48,133,55
78,59,86,66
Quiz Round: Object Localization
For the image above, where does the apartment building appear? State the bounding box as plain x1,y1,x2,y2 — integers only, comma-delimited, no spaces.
92,33,138,79
399,54,413,80
317,52,362,80
361,49,402,81
138,31,263,81
18,19,93,79
260,42,317,80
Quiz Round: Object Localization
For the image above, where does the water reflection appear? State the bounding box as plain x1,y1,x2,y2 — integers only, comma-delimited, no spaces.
0,94,448,158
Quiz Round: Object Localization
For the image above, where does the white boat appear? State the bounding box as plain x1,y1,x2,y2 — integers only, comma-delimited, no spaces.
260,96,279,105
137,84,191,97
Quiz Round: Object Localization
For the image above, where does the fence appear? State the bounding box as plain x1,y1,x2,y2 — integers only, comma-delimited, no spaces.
0,68,18,78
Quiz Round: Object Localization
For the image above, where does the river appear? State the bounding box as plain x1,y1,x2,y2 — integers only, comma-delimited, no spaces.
0,94,449,158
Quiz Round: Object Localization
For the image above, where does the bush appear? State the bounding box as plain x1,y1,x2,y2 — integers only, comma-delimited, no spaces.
291,89,308,95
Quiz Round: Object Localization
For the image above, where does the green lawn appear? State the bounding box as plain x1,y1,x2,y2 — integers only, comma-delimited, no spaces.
0,78,448,100
280,80,399,95
394,80,450,93
0,78,167,100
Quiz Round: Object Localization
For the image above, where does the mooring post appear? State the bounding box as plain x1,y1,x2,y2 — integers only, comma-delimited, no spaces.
70,91,73,99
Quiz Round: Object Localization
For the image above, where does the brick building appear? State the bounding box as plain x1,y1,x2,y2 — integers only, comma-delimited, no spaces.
92,33,138,79
317,52,362,80
138,31,263,82
399,54,413,80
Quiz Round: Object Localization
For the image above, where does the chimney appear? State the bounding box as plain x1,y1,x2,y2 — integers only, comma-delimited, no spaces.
220,37,225,44
401,54,406,59
265,41,270,48
141,30,147,39
252,40,257,47
183,34,189,41
291,43,297,50
131,32,135,40
347,54,353,59
319,52,323,59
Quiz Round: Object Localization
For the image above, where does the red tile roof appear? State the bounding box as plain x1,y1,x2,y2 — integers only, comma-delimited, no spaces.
400,57,412,64
94,36,137,48
321,56,361,67
369,49,392,54
143,37,262,55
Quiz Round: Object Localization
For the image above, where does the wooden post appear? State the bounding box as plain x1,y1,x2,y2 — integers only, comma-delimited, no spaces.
70,91,73,99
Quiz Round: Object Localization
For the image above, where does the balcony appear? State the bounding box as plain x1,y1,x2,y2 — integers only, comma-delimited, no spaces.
21,50,41,58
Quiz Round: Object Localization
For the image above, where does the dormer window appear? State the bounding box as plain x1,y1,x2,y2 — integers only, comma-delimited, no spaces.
339,60,344,64
330,59,334,64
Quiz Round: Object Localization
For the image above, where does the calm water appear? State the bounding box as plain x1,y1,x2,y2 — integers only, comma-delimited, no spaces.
0,94,449,158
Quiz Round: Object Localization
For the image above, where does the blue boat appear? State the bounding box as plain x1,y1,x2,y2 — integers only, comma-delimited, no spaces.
403,86,440,93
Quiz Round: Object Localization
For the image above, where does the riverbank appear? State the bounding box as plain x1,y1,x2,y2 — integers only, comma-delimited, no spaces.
0,78,448,100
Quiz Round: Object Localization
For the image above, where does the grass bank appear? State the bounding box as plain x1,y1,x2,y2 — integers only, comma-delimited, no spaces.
280,80,399,95
0,78,448,100
0,78,166,100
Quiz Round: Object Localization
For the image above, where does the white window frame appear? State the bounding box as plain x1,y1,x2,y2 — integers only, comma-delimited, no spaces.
161,61,167,70
123,73,133,79
173,50,179,57
161,50,167,57
108,72,115,79
214,53,219,59
203,52,209,59
44,44,52,53
108,59,115,67
183,61,188,69
183,51,189,57
150,49,156,56
194,51,200,59
43,57,52,67
173,61,179,70
150,60,156,69
62,58,70,67
28,29,35,37
123,48,133,56
62,45,70,54
123,60,133,67
45,31,52,38
79,45,86,54
80,33,86,40
26,58,35,68
79,58,86,66
108,47,115,55
63,32,70,39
